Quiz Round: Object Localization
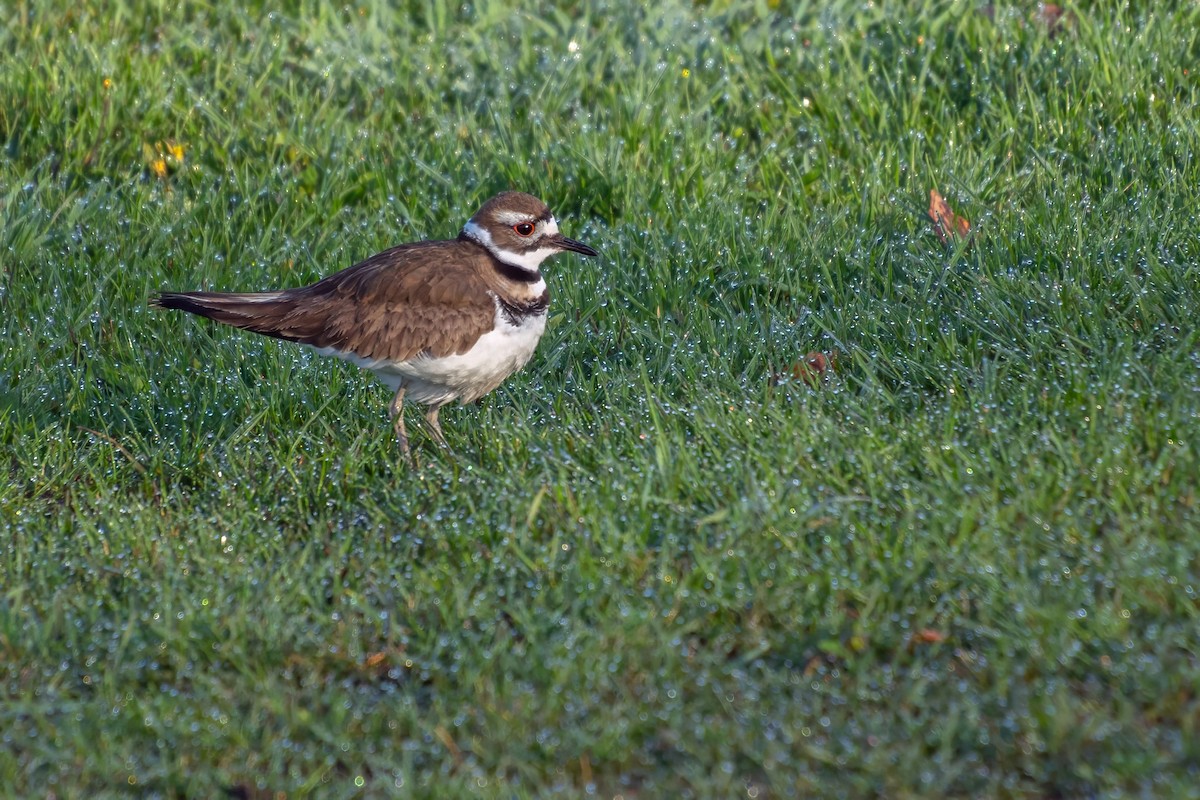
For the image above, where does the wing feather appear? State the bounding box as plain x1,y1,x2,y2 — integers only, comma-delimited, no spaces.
153,240,498,362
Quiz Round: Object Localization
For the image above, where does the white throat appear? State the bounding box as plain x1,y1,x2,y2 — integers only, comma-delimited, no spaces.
462,220,558,274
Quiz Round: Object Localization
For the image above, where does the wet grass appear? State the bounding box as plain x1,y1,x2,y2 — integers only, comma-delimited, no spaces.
3,0,1200,796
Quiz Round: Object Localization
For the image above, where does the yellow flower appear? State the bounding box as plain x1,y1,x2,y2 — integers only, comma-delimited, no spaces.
150,159,168,178
681,68,690,79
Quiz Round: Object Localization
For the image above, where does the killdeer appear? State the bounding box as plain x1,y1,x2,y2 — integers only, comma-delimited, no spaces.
152,191,598,455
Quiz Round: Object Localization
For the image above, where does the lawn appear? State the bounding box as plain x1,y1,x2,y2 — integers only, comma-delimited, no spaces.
2,1,1199,797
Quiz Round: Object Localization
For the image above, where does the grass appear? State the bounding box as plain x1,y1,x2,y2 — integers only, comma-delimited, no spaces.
2,0,1199,796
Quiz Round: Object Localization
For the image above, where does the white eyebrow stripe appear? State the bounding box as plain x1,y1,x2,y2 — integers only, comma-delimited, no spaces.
496,210,536,226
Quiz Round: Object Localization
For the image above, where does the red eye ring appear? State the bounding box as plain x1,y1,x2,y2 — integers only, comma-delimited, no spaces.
514,222,535,237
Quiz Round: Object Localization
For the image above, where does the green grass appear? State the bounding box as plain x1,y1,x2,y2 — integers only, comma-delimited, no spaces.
3,0,1199,796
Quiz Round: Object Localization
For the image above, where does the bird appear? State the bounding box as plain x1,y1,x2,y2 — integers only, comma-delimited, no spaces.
152,191,598,456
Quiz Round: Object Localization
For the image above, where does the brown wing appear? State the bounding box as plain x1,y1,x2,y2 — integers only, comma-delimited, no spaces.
153,240,499,362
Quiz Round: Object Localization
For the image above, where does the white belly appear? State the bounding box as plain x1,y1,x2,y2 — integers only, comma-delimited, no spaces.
311,303,546,406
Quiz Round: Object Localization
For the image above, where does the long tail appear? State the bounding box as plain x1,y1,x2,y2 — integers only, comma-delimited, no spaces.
151,290,314,344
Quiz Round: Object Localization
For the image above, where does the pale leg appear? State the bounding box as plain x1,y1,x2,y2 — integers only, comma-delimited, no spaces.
425,405,448,447
389,386,409,456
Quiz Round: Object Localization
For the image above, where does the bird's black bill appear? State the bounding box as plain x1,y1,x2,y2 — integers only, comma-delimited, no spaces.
556,235,599,258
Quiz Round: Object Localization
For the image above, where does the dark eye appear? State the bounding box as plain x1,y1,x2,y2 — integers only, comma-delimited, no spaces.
514,222,535,237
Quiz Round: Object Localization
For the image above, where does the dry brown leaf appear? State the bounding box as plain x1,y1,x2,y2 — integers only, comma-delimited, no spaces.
911,629,948,645
1036,3,1077,38
772,350,838,386
978,3,1077,38
929,189,971,245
